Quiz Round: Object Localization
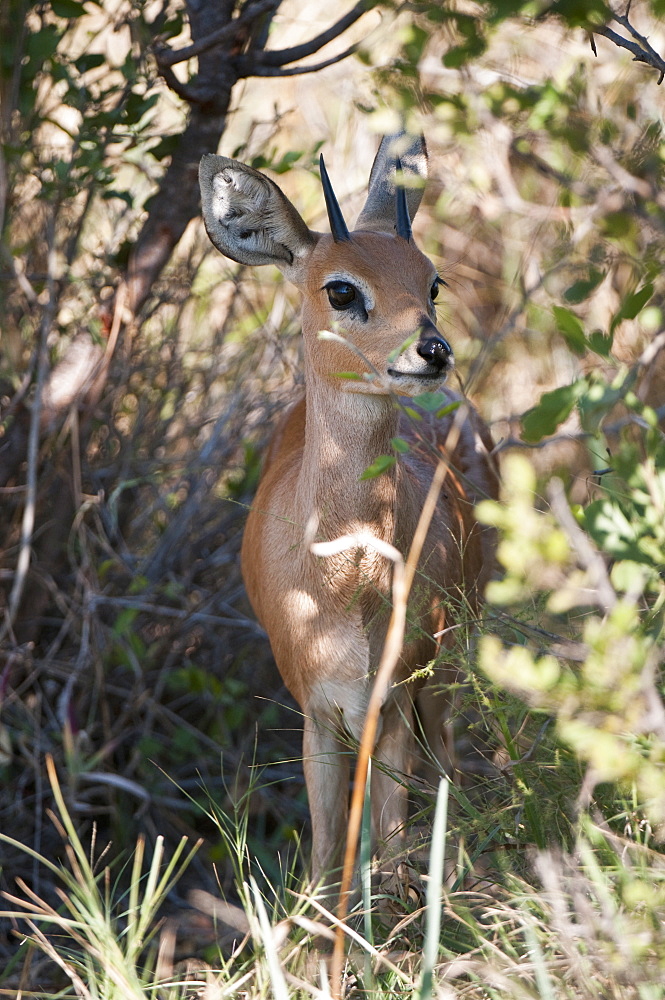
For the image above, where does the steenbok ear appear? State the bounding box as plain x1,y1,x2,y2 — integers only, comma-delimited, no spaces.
355,132,428,234
199,154,317,279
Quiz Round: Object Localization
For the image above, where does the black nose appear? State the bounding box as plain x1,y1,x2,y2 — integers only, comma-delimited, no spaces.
417,333,453,370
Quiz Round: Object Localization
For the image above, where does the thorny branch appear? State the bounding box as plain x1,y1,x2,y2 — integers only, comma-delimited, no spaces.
592,1,665,84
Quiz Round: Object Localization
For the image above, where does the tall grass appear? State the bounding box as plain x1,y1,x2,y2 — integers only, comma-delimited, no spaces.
4,754,665,998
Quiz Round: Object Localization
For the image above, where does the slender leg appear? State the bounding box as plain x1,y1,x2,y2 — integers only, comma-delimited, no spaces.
370,692,413,856
416,662,457,782
302,715,349,890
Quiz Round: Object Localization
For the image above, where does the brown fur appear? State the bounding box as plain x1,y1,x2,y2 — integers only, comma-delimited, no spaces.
200,140,499,885
240,233,498,881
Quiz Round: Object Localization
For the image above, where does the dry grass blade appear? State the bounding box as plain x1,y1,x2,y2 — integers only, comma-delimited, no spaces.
324,405,467,998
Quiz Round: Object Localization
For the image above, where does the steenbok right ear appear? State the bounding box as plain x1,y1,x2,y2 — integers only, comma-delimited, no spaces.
199,154,317,278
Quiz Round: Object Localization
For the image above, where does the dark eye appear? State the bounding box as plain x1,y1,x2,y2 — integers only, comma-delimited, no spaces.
326,281,357,310
430,277,440,302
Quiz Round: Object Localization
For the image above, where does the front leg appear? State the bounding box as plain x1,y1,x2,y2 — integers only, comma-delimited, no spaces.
303,714,350,890
371,689,413,855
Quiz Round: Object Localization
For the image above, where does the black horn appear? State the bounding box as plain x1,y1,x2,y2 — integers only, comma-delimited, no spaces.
395,158,412,241
320,154,350,242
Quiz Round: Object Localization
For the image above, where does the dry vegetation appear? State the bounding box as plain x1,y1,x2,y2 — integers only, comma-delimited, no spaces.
1,0,665,996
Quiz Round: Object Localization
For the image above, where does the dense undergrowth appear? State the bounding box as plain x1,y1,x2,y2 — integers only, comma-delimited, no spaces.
1,0,665,996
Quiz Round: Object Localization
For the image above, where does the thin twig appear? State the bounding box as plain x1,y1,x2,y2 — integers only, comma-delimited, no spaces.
89,594,266,635
492,431,590,453
0,215,57,643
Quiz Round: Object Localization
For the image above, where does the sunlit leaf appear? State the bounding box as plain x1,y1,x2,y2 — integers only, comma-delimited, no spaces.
414,391,449,412
360,455,396,480
610,283,654,334
436,401,461,419
552,305,586,355
522,380,586,442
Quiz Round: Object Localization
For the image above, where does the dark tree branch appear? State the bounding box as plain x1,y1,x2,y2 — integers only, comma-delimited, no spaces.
127,1,240,316
157,0,280,68
250,43,359,77
157,63,211,104
592,3,665,84
254,0,371,67
247,0,284,49
128,1,374,317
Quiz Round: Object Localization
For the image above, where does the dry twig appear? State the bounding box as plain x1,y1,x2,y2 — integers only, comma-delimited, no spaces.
592,1,665,84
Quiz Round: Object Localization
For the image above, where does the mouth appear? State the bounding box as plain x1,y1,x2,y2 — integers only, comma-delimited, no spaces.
386,366,451,382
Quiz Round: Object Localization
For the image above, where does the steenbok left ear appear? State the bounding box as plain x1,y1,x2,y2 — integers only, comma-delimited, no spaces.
199,154,317,280
355,132,428,235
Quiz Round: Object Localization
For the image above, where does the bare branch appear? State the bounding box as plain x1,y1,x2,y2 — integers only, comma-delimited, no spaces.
593,5,665,84
156,0,279,68
255,0,371,67
156,62,211,104
250,43,359,77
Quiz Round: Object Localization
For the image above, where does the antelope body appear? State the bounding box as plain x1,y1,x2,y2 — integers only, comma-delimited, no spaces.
199,134,497,883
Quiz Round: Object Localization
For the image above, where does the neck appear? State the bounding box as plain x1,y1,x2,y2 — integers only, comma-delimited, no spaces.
297,373,399,543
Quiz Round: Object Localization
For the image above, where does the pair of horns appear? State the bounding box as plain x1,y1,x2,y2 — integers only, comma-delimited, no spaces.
319,154,412,242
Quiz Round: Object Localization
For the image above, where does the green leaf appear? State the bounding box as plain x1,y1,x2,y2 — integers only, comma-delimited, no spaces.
334,372,362,380
148,135,180,162
601,211,638,240
584,499,646,563
124,91,159,125
387,333,417,363
522,380,586,443
436,401,461,419
551,0,612,29
52,0,87,17
563,268,604,304
552,305,586,355
587,329,613,357
26,25,61,62
360,455,396,480
391,437,411,453
610,283,654,334
443,46,470,68
74,53,105,73
414,391,449,412
113,607,139,637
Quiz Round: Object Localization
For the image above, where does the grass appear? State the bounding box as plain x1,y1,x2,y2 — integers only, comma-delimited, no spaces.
3,753,665,998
